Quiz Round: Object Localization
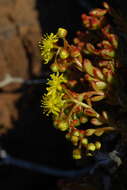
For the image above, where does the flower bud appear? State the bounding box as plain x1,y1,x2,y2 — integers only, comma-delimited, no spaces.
81,14,90,28
73,38,80,44
80,116,88,124
91,95,105,102
103,2,110,9
71,136,79,145
91,81,107,91
59,48,69,59
73,149,82,159
90,118,103,126
98,60,113,67
102,68,109,75
103,69,113,83
50,63,59,72
87,143,96,151
57,121,69,131
90,17,102,30
97,40,112,49
86,153,93,157
83,59,94,76
71,119,80,127
85,129,96,136
83,49,91,54
100,49,115,59
86,43,96,54
89,8,107,17
93,67,105,80
102,111,108,120
108,34,118,49
81,138,88,145
72,130,80,137
84,108,99,117
57,28,68,38
94,129,104,136
95,141,101,150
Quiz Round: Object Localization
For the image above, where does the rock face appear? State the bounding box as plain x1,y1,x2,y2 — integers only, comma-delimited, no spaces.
0,0,41,133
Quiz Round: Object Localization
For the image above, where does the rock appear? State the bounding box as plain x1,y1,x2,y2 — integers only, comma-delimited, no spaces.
0,0,41,133
0,93,21,133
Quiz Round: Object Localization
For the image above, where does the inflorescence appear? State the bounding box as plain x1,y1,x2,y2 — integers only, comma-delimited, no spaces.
39,2,120,159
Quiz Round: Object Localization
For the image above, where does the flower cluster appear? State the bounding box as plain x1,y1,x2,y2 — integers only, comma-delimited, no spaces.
40,2,122,159
42,73,67,116
39,33,58,64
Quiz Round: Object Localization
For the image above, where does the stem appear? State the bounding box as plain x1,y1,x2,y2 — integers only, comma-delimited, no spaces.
54,47,61,63
70,98,91,108
63,87,90,108
67,104,78,126
63,85,99,117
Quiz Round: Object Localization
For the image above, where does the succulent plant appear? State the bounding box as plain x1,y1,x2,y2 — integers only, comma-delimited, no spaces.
39,2,127,160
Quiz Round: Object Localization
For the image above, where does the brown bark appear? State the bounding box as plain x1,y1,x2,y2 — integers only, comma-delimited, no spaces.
0,0,42,133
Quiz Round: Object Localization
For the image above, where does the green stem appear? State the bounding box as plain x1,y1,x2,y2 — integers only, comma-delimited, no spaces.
63,85,99,117
63,86,91,108
70,98,91,108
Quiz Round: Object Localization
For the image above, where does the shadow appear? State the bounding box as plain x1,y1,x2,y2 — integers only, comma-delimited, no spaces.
0,81,75,188
36,0,84,38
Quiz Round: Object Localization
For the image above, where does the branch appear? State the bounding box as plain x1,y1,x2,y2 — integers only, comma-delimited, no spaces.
0,74,24,88
0,74,47,88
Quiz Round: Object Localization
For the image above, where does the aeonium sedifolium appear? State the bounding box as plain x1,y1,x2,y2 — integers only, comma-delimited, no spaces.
39,2,119,159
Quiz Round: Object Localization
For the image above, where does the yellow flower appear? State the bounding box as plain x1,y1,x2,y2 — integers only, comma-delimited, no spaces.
39,33,58,64
42,93,65,116
47,72,67,90
41,73,67,116
46,72,67,96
